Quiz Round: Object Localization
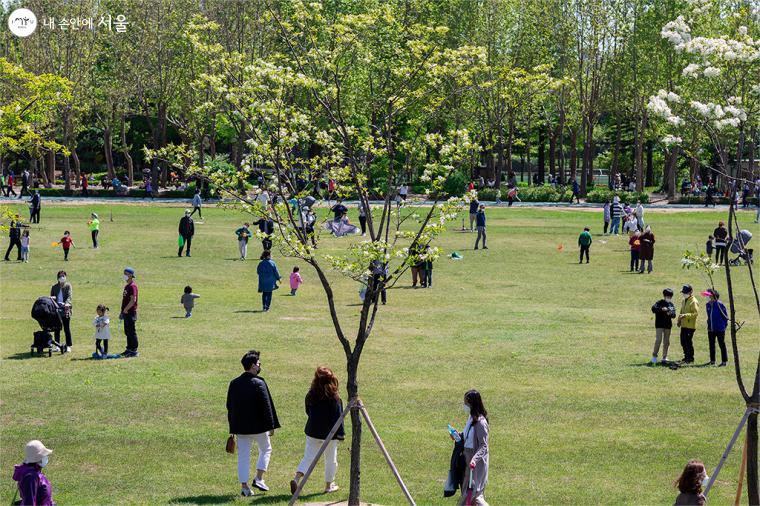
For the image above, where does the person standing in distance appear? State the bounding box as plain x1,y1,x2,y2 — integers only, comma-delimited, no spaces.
88,213,100,248
227,350,280,497
677,284,699,365
120,267,139,357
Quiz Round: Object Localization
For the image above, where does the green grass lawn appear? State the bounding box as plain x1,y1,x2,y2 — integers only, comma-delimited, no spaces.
1,203,758,505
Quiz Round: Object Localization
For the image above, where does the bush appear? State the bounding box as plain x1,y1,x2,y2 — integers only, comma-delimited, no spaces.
474,185,573,202
585,188,649,204
28,187,196,199
674,196,758,206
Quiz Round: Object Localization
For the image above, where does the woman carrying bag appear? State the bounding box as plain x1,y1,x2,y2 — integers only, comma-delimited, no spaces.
458,390,490,506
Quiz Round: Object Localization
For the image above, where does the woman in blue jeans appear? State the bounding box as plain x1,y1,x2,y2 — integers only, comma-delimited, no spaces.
257,250,281,312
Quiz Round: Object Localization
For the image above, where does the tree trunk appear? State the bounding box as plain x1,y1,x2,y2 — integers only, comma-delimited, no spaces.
634,124,644,192
665,147,679,200
347,357,362,506
569,128,578,183
71,149,81,188
46,150,55,188
495,126,504,189
548,127,556,183
580,120,591,196
63,113,71,191
747,128,756,181
121,114,134,185
645,140,654,187
159,103,168,187
537,127,546,185
506,119,514,180
611,117,622,189
747,392,759,505
104,127,115,180
525,125,531,184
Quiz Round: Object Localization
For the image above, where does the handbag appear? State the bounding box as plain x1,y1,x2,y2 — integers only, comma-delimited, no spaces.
226,434,236,454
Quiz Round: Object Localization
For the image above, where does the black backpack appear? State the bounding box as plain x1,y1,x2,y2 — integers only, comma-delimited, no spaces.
31,297,62,331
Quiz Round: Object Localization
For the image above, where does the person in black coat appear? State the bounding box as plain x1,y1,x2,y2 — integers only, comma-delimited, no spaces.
178,210,194,257
290,366,345,495
227,350,280,497
28,191,41,223
4,214,23,261
252,217,275,251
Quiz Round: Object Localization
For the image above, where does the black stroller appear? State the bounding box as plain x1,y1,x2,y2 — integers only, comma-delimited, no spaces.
729,229,753,266
30,297,64,357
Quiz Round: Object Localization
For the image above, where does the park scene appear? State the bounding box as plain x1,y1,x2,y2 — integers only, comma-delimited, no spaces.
1,0,759,505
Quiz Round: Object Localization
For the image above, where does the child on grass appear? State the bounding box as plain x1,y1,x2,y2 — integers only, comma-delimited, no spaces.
60,231,75,261
650,288,676,364
290,266,303,296
20,229,30,263
629,230,641,272
93,304,111,357
181,286,200,318
706,235,714,257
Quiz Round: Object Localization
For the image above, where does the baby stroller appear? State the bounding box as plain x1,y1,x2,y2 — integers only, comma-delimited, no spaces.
729,230,753,267
30,297,63,357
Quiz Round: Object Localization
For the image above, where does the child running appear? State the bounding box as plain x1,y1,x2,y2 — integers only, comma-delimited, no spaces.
650,288,676,364
290,267,303,296
20,229,30,263
59,231,75,261
181,286,201,318
93,304,111,358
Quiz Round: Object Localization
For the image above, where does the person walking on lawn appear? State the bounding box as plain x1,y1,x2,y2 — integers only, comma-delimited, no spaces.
571,179,580,204
257,250,281,312
468,197,479,231
578,227,592,264
705,288,728,367
227,350,280,497
474,204,487,250
4,214,23,261
178,210,195,257
677,284,699,364
190,189,203,219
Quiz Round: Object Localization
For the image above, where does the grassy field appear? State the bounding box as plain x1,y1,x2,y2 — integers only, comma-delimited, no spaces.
1,202,758,505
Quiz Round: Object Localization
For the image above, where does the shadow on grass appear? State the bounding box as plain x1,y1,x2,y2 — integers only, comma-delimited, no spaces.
233,310,264,314
5,352,49,360
170,316,187,319
169,492,322,505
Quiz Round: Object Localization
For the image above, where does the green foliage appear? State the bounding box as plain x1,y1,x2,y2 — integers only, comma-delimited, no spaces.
585,188,649,204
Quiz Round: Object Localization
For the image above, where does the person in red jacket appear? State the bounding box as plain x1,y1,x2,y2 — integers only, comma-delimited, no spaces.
628,230,641,272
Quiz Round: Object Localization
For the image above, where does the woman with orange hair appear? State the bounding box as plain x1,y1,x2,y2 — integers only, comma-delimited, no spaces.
290,367,345,494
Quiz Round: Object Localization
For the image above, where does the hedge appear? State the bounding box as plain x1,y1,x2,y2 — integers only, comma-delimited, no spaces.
674,196,758,206
585,188,649,204
26,187,195,199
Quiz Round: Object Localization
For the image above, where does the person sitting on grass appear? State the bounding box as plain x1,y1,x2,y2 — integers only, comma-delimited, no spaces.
181,286,200,318
13,440,55,506
93,304,111,358
650,288,675,365
674,460,707,505
578,227,592,264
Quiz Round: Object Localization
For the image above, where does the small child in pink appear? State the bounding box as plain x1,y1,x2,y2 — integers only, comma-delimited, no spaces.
290,266,303,296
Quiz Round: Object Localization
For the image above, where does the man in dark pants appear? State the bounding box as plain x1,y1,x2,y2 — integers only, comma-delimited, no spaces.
253,217,274,251
713,221,728,265
178,210,195,257
677,284,699,364
120,267,139,357
50,271,73,352
370,260,387,304
19,169,30,198
4,215,23,261
28,191,41,223
571,179,581,204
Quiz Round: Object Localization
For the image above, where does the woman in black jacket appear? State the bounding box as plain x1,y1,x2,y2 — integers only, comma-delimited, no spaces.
290,366,345,495
226,350,280,497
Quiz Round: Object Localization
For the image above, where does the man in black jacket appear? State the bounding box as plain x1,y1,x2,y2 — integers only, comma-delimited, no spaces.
4,215,23,261
650,288,676,365
227,350,280,497
29,191,41,223
178,210,194,257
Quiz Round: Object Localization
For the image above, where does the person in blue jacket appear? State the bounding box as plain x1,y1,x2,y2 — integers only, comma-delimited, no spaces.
474,204,487,250
257,250,281,312
705,288,729,366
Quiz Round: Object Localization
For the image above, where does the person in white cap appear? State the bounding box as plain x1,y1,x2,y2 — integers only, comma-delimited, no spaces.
13,440,55,505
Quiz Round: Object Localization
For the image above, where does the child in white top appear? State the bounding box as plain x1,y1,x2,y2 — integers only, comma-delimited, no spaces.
93,304,111,357
20,229,30,263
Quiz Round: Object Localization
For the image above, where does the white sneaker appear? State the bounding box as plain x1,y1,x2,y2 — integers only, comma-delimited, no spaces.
252,479,269,491
241,486,254,497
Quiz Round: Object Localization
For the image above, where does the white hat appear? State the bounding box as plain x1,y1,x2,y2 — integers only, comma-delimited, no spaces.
24,440,52,464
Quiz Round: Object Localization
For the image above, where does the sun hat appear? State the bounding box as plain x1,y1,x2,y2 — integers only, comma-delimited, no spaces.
24,440,52,464
185,209,191,215
124,267,136,277
681,284,693,294
91,212,98,219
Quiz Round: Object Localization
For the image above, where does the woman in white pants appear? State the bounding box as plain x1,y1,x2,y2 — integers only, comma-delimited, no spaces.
291,366,345,494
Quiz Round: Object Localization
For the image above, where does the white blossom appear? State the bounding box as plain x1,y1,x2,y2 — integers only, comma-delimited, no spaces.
703,66,721,77
662,135,682,146
682,63,701,77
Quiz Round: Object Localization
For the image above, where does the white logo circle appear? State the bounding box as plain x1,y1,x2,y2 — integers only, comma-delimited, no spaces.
8,8,37,38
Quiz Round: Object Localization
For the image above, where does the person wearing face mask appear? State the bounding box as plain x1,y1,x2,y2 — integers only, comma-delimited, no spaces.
226,350,280,497
13,440,55,506
674,459,708,505
650,288,676,365
676,284,700,364
50,271,73,353
120,268,139,357
458,390,490,506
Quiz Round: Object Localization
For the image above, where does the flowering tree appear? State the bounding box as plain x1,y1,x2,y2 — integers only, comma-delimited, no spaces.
148,2,481,503
648,2,760,186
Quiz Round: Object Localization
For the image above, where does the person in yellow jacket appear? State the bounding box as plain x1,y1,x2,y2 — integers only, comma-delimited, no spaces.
677,284,699,364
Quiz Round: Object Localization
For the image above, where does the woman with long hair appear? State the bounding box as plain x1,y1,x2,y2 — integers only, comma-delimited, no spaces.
459,389,490,505
290,367,345,494
674,460,707,505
